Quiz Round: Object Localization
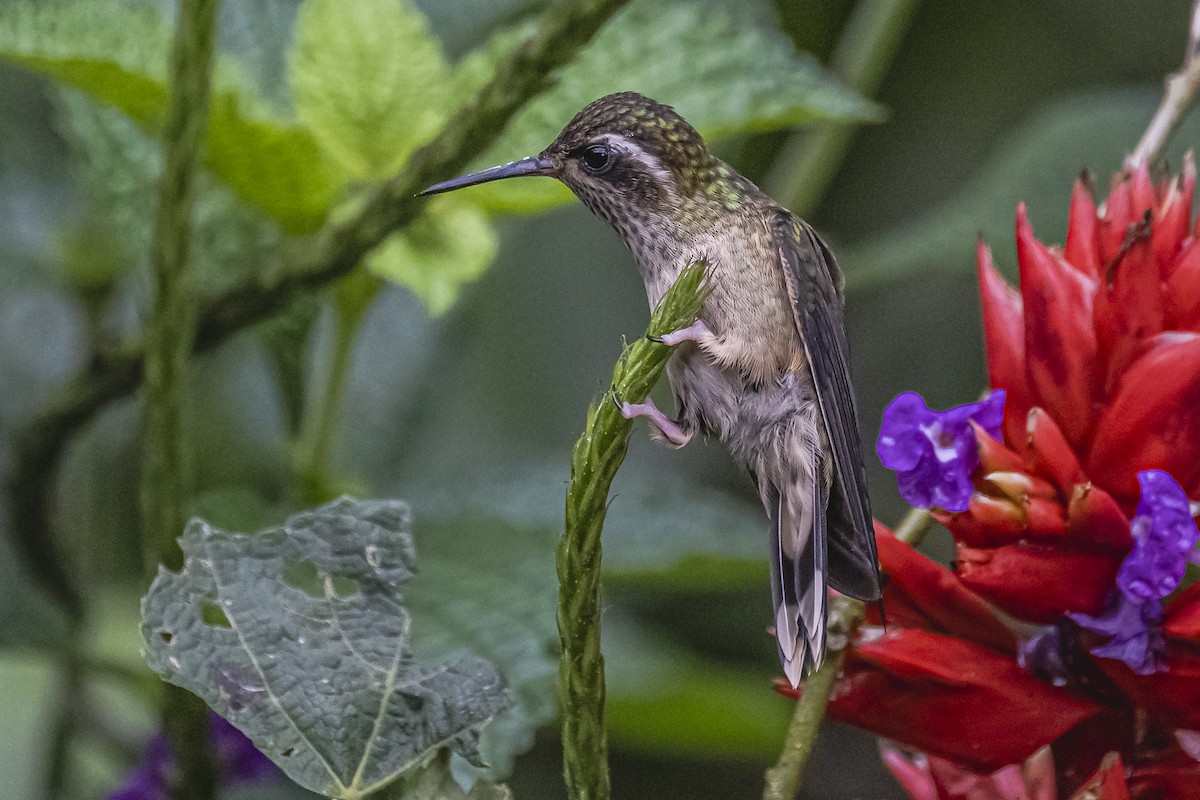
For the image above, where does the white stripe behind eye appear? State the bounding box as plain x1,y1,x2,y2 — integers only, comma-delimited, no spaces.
597,134,673,184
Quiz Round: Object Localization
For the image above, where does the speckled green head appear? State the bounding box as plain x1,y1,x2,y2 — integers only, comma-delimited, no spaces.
421,92,762,249
546,92,716,190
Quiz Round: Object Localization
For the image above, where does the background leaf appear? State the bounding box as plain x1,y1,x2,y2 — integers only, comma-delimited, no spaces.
58,92,285,293
841,87,1200,291
367,197,499,316
290,0,452,181
140,498,511,799
407,462,764,588
0,0,340,231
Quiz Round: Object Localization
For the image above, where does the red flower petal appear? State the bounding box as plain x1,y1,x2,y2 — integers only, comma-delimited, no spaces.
1017,206,1100,449
1099,173,1135,264
1024,408,1086,498
982,470,1059,503
978,239,1033,447
880,746,940,800
1093,222,1163,391
1164,582,1200,642
1152,154,1195,277
935,495,1026,548
1087,332,1200,502
1069,753,1129,800
872,525,1015,653
1098,645,1200,731
824,629,1112,772
1065,483,1131,552
956,543,1120,621
1129,164,1156,223
975,423,1025,474
1126,747,1200,800
1165,241,1200,331
1065,175,1102,277
1023,495,1070,540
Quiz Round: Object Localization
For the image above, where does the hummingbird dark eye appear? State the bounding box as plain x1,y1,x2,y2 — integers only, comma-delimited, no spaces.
580,145,612,173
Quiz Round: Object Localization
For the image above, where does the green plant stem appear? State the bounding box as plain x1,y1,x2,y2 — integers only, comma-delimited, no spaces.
293,272,381,504
4,0,631,622
558,265,707,800
765,0,921,216
762,506,931,800
761,648,844,800
141,0,220,797
44,655,85,799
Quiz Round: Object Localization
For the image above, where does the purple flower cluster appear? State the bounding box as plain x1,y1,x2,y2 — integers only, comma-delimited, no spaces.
876,390,1005,512
110,712,276,800
1071,470,1200,674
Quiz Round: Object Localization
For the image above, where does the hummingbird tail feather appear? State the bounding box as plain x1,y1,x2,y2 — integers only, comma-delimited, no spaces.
769,473,829,688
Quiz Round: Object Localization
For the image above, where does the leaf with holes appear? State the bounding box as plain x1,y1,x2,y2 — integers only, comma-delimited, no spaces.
140,498,511,800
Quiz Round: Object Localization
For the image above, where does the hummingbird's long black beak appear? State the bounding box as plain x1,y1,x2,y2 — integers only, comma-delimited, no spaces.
418,155,555,196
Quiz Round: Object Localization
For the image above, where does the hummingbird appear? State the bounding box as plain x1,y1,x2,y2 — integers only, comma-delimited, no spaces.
420,92,881,685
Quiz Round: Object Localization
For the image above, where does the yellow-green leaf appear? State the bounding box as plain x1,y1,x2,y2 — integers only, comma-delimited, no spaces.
367,197,497,314
290,0,451,181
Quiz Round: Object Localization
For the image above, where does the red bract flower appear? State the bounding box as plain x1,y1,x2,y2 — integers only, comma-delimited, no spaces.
948,159,1200,626
782,162,1200,799
981,158,1200,504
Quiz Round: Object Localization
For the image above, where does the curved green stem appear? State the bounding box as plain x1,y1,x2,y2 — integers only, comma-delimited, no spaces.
558,265,707,800
766,0,921,216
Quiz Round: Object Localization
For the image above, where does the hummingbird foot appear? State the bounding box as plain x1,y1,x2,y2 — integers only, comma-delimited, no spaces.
611,392,694,447
647,319,713,347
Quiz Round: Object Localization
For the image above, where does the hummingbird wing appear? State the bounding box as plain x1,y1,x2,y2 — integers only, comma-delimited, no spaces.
771,210,882,602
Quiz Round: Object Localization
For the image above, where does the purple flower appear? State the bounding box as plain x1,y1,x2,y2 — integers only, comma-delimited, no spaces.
1071,470,1199,674
109,712,276,800
876,390,1005,512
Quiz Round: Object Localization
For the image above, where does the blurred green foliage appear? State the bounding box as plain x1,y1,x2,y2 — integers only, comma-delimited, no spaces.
0,0,1197,798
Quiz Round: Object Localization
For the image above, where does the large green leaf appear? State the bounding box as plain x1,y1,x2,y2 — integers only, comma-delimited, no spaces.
140,499,511,800
290,0,451,181
840,87,1200,290
465,0,883,214
0,1,341,231
57,92,285,292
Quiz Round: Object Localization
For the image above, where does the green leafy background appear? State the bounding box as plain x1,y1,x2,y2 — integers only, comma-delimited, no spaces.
1,0,1198,797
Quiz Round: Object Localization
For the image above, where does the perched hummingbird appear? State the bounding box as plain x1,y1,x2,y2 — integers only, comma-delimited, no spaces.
421,92,881,685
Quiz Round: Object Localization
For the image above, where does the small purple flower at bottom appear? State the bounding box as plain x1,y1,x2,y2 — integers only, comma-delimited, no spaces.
1071,470,1199,675
109,712,276,800
876,390,1005,512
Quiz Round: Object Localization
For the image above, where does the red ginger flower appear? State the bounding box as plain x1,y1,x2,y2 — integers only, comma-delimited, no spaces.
952,156,1200,624
782,161,1200,799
